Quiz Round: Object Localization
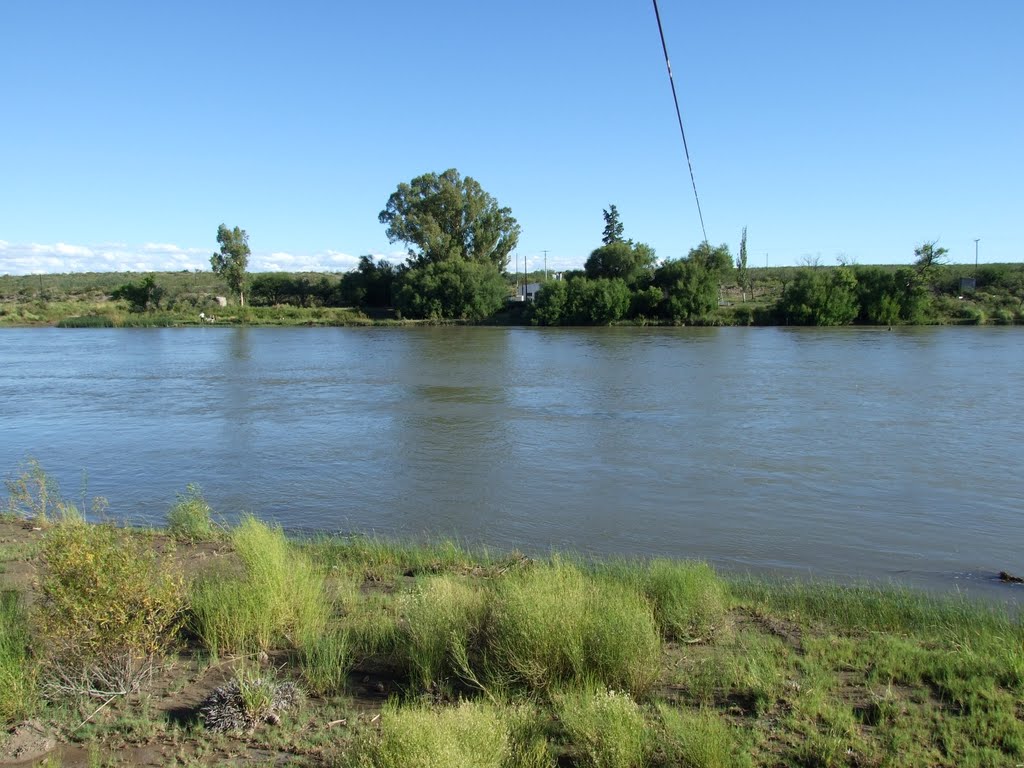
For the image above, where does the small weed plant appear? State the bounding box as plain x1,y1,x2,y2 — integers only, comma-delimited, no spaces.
167,484,217,542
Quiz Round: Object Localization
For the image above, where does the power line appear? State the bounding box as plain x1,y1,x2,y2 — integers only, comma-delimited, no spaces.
651,0,708,243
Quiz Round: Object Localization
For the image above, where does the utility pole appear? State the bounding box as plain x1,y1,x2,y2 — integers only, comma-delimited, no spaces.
543,250,548,282
974,238,980,278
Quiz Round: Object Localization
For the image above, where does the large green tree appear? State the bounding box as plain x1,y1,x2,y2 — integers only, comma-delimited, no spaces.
379,169,520,271
584,241,656,287
211,224,251,306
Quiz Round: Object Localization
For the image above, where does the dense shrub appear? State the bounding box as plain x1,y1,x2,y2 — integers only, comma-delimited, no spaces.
395,259,508,320
37,520,186,695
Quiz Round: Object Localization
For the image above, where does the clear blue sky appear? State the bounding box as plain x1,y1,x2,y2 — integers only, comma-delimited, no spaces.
1,0,1020,274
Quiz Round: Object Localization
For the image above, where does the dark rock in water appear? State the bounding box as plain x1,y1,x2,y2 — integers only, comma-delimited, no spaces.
998,571,1024,584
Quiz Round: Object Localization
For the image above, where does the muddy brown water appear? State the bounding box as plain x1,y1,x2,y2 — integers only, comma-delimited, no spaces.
1,325,1022,598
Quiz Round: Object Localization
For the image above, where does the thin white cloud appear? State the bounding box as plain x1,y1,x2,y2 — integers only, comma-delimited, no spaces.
0,241,375,276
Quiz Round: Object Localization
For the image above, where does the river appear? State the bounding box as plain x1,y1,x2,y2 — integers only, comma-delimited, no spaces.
1,326,1021,597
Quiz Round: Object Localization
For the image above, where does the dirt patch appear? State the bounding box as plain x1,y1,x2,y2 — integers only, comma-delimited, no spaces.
735,607,804,651
0,719,57,766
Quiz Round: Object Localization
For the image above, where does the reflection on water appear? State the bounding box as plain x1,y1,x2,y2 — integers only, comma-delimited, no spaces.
0,325,1022,597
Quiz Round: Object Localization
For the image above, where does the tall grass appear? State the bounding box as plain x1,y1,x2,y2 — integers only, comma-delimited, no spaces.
190,516,329,655
0,591,37,724
299,628,352,696
401,575,487,691
487,558,661,696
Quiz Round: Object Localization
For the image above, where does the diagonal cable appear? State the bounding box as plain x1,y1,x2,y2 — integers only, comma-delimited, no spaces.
652,0,708,243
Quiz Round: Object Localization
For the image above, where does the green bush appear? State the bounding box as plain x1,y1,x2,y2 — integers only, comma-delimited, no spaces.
0,591,37,724
190,516,328,655
37,520,186,695
487,558,661,695
556,687,650,768
167,484,216,542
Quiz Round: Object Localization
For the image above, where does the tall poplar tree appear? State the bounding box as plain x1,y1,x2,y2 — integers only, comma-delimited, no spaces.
211,224,251,306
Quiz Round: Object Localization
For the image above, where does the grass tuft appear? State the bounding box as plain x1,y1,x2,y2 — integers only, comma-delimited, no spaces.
658,704,751,768
299,628,352,696
400,575,487,692
166,484,217,542
346,699,512,768
190,516,328,655
556,686,649,768
487,558,661,695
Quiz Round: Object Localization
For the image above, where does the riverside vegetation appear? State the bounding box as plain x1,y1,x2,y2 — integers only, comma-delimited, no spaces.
1,462,1023,767
2,169,1022,327
2,258,1022,330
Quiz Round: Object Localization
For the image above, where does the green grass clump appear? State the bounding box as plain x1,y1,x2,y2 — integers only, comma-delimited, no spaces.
190,516,328,655
0,591,37,724
346,699,512,768
657,705,750,768
167,484,217,542
604,559,728,641
556,686,650,768
56,315,116,328
38,519,186,694
487,558,661,695
401,575,487,691
300,628,352,696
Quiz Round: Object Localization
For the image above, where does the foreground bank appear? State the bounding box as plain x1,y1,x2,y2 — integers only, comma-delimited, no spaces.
1,490,1022,767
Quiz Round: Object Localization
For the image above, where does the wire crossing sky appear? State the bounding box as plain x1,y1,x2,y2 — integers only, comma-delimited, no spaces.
652,0,707,244
0,1,1021,275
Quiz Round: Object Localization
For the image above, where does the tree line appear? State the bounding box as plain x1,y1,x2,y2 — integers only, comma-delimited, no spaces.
102,167,1021,325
